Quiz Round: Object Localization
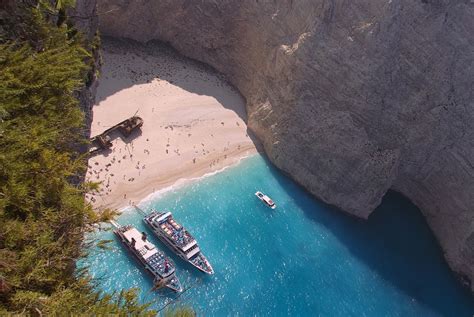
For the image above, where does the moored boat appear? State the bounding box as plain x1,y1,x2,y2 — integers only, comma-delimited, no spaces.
143,211,214,275
113,224,182,292
255,191,276,209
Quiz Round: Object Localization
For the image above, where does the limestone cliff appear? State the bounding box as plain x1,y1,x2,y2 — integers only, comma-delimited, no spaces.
97,0,474,290
68,0,98,42
69,0,99,142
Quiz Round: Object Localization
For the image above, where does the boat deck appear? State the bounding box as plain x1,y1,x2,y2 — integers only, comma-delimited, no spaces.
123,227,158,260
150,212,197,251
119,226,175,277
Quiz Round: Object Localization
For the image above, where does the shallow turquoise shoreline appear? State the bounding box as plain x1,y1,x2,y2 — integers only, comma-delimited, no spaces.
80,154,474,316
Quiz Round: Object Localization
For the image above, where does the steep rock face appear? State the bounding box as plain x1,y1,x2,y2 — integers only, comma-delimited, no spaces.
69,0,99,140
69,0,98,42
97,0,474,289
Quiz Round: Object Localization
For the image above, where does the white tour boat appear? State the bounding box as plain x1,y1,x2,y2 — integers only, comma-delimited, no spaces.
143,211,214,275
113,224,182,292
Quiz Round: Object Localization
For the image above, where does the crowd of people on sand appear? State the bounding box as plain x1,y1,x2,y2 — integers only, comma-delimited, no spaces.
85,125,242,208
85,141,145,206
85,122,252,209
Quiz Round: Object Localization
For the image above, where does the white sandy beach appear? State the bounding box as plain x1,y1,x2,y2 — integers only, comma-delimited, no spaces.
85,39,258,210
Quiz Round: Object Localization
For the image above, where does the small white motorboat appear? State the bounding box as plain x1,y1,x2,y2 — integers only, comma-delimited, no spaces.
255,191,276,209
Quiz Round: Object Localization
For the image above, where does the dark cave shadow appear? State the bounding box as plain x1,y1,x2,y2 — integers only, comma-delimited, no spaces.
262,156,474,316
95,36,248,122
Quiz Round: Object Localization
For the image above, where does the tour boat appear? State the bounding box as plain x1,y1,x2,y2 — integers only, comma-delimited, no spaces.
255,191,276,209
113,224,182,292
143,211,214,275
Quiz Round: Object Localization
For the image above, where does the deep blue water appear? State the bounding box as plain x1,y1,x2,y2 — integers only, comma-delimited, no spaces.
80,154,474,316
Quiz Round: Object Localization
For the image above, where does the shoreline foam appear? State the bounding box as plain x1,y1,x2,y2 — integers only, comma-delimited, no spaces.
122,152,258,212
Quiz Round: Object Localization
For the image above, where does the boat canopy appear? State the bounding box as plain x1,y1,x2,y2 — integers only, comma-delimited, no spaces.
123,227,158,260
155,211,172,224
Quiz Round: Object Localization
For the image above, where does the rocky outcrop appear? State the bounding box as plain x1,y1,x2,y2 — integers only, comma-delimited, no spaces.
69,0,99,141
68,0,98,42
97,0,474,289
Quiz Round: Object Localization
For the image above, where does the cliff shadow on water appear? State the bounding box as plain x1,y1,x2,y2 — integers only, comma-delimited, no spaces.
94,36,262,148
267,156,474,316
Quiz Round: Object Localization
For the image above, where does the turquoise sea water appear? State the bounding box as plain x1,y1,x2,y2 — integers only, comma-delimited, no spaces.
81,154,474,316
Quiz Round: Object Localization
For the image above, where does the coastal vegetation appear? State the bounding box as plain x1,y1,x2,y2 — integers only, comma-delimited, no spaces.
0,1,193,315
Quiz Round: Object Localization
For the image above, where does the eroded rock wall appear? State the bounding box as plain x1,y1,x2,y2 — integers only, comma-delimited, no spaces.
97,0,474,289
69,0,99,141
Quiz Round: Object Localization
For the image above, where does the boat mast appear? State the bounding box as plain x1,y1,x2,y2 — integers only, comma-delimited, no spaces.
109,220,120,229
